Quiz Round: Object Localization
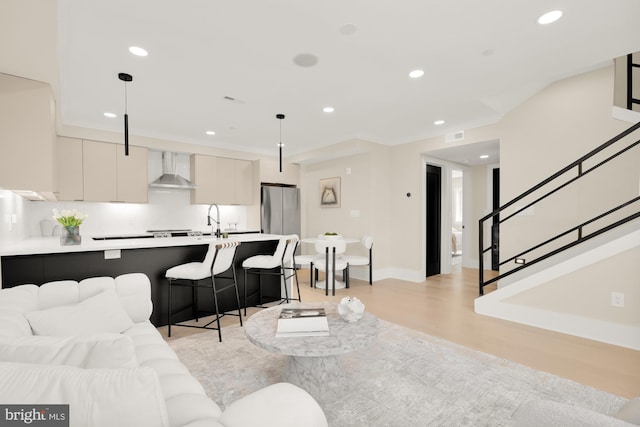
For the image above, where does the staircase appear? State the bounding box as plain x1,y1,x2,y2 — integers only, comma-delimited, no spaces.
475,57,640,350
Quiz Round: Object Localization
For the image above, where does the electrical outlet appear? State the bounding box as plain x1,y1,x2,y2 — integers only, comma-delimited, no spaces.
104,249,121,260
611,292,624,308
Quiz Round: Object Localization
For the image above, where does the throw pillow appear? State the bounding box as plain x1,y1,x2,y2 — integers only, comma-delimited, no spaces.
0,362,169,427
0,334,138,368
25,289,135,336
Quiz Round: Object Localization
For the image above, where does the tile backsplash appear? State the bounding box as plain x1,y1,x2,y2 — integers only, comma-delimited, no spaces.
1,188,250,240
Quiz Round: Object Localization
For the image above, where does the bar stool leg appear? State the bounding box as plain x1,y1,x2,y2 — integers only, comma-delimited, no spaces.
232,268,243,326
282,266,290,303
293,268,301,302
211,276,222,343
167,279,172,337
243,269,248,316
193,285,199,322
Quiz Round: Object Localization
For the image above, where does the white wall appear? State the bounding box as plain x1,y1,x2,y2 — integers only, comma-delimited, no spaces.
499,65,634,271
298,140,392,281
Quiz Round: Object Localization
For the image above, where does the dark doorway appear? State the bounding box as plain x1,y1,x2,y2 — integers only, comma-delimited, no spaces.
491,168,500,271
426,164,441,277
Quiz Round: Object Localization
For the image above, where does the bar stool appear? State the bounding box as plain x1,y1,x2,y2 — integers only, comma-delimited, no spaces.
166,240,242,342
242,235,300,315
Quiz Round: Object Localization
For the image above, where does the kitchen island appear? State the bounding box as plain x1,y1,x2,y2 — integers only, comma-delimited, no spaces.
0,233,284,326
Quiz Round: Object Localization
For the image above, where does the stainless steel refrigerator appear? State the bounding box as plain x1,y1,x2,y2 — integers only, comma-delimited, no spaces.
261,185,300,236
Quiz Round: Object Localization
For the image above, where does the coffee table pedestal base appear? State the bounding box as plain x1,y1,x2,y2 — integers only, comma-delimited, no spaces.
283,355,346,403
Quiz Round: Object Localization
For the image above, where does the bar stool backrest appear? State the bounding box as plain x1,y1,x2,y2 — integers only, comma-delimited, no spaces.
282,235,299,264
211,241,240,275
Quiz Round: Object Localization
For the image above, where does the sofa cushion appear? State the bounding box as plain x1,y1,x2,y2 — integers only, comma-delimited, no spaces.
0,310,32,337
165,394,222,427
0,334,138,368
83,274,153,322
0,284,39,313
25,289,134,336
218,382,328,427
0,362,169,427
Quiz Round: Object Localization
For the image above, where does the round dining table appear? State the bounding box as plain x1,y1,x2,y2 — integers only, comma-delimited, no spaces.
299,236,359,291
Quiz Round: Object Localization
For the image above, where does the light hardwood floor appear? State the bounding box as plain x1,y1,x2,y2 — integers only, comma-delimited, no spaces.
159,266,640,399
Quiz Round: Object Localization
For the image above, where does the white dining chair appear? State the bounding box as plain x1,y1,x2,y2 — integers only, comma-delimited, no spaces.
294,252,320,288
313,239,348,296
343,236,374,285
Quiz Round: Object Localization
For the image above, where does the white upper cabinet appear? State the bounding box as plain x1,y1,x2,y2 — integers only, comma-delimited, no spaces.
0,74,57,198
117,145,148,203
190,154,254,205
58,139,147,203
82,140,117,202
56,137,84,201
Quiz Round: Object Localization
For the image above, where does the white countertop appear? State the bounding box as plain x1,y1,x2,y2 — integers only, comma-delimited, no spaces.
0,233,282,257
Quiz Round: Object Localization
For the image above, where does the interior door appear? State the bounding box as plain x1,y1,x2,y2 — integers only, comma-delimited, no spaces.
426,164,441,277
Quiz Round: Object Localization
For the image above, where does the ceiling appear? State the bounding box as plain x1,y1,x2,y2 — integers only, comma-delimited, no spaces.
56,0,640,160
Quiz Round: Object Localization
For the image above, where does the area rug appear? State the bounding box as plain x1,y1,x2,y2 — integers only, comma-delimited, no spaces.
168,320,626,426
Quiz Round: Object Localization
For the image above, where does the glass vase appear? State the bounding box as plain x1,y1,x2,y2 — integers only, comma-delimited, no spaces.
60,226,81,246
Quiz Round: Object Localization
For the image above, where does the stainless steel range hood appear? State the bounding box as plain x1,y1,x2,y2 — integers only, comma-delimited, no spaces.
149,152,197,190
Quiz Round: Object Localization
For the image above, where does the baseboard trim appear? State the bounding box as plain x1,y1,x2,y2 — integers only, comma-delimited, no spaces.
475,301,640,351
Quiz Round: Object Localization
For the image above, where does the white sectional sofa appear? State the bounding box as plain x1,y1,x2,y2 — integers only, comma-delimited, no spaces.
0,273,328,427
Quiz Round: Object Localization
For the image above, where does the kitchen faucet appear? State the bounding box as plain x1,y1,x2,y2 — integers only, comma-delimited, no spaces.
207,204,221,238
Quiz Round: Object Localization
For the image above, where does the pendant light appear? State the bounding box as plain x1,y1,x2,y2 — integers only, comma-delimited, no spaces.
118,72,133,156
276,113,285,173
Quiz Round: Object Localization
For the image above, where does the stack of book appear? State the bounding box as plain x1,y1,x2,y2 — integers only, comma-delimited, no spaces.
275,308,330,338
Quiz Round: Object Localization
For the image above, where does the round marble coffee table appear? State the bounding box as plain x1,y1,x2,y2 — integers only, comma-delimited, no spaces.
245,301,379,403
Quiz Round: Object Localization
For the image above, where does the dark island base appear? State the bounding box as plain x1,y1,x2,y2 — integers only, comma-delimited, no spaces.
1,239,281,327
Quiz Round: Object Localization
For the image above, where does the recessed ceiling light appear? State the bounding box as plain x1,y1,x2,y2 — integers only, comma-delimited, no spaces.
206,130,215,136
293,53,319,67
104,112,116,118
323,107,335,113
538,10,563,25
434,120,445,125
339,23,358,35
128,46,148,57
409,69,424,79
480,154,490,159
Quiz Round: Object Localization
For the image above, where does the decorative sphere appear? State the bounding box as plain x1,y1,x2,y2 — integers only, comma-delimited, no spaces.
338,297,365,322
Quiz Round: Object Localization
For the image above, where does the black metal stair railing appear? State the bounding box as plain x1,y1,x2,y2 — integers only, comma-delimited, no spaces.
478,120,640,296
627,53,640,111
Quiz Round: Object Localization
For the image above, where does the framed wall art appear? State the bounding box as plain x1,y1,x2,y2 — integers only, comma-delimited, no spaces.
319,177,341,208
